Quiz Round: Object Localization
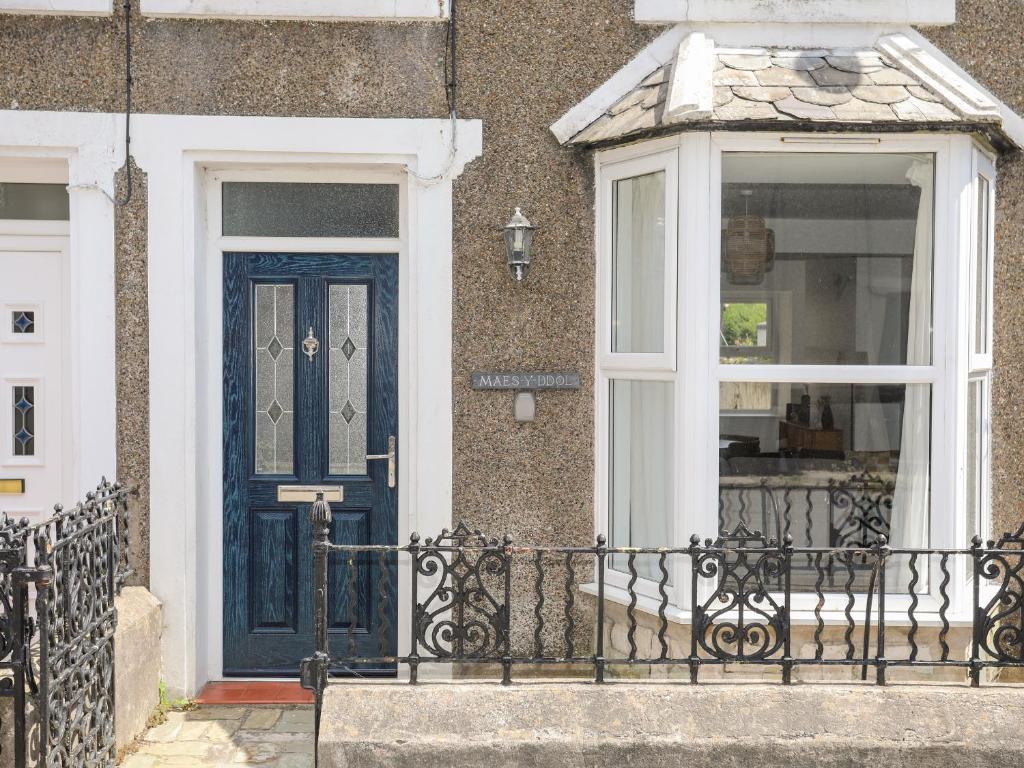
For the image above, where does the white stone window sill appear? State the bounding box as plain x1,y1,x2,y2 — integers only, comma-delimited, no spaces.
0,0,111,16
579,581,975,628
634,0,954,25
139,0,447,21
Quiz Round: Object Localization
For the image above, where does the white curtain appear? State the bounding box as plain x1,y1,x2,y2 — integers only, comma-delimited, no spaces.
611,381,673,582
610,173,672,581
889,159,933,579
614,173,665,353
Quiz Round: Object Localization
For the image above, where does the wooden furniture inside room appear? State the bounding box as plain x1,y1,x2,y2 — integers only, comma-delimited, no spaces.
778,420,844,453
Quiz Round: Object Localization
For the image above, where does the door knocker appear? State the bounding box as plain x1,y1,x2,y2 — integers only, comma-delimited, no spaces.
302,327,320,361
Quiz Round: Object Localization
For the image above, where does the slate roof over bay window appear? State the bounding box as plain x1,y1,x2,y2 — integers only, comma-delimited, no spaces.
556,33,1020,153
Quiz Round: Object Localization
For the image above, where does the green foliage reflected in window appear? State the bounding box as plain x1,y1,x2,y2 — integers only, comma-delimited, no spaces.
721,302,767,347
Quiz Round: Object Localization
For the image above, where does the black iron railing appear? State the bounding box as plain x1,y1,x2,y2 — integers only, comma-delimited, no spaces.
300,492,1024,760
302,494,1024,686
0,478,135,768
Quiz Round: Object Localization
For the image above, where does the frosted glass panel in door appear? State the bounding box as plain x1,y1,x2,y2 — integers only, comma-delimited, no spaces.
329,284,368,475
253,284,295,475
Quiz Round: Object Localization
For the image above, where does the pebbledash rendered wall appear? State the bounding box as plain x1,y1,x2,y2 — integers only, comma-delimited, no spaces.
0,0,1021,588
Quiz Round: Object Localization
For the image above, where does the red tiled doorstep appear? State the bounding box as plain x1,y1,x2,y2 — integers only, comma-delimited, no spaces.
196,681,315,705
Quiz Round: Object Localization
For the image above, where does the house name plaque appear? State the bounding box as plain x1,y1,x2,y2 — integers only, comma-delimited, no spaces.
472,372,581,390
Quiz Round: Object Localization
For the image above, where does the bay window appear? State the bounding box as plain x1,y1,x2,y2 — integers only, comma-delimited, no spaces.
596,133,994,613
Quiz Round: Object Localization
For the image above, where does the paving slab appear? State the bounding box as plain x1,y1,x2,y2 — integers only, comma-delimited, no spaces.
124,704,314,767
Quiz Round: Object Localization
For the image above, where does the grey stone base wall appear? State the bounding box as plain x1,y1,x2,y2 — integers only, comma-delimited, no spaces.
115,586,162,751
320,682,1024,768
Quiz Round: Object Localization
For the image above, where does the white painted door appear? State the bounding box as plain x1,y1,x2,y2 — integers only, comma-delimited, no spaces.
0,234,70,519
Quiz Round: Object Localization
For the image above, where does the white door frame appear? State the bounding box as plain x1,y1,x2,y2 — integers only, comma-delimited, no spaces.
130,113,482,697
0,113,121,506
203,164,406,684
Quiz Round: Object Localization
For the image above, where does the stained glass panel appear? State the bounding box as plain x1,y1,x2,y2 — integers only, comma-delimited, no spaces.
12,385,34,456
254,284,294,475
328,284,368,475
11,310,34,334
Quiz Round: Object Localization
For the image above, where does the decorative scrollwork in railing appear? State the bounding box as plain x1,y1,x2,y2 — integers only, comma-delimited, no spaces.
977,523,1024,664
414,522,509,660
692,523,787,662
31,477,136,768
304,511,1024,752
0,477,136,768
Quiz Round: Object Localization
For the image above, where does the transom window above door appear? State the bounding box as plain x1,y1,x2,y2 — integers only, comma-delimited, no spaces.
0,183,69,221
221,182,400,239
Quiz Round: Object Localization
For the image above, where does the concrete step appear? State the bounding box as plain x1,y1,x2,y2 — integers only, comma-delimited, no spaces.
320,680,1024,767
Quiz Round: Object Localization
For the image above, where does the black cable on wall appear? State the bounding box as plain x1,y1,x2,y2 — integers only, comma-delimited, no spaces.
115,0,133,207
446,0,457,121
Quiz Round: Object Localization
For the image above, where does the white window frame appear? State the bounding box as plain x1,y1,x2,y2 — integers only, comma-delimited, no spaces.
598,146,679,373
964,148,996,545
594,130,991,623
0,0,110,16
596,140,683,602
138,0,448,21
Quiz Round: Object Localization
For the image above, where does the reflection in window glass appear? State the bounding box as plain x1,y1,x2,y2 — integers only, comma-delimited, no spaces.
612,172,665,354
721,301,771,366
610,380,673,581
719,382,931,588
720,153,934,366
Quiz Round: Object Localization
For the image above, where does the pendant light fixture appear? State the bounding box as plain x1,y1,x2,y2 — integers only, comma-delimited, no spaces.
723,189,775,286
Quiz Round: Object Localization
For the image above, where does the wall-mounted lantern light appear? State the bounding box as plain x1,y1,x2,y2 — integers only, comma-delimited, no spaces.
503,207,536,282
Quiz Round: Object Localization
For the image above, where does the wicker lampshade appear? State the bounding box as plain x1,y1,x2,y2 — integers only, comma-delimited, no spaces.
723,213,775,286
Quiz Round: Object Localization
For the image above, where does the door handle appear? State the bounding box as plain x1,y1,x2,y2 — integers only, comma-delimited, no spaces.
366,435,397,489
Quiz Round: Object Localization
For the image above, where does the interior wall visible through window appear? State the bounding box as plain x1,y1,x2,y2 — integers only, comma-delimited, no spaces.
718,153,935,590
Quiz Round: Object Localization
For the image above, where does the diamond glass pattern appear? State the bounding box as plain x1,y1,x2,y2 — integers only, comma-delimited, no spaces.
268,400,284,424
341,400,356,424
12,385,34,456
267,336,283,360
329,284,369,474
11,310,34,334
341,337,356,360
254,284,294,474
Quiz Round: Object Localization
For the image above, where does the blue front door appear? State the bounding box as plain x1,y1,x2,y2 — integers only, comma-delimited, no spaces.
223,252,398,677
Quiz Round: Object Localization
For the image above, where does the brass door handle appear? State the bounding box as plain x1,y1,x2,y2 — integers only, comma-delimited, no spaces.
366,435,397,489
